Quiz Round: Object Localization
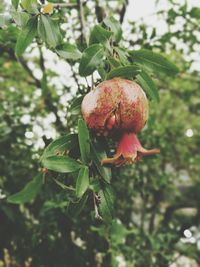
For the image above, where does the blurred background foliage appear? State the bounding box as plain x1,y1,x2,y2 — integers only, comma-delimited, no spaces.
0,0,200,266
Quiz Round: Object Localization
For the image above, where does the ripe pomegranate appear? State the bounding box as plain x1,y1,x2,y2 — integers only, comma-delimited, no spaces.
81,78,160,166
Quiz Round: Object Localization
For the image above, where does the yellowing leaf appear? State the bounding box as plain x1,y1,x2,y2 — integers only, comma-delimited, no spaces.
42,3,54,14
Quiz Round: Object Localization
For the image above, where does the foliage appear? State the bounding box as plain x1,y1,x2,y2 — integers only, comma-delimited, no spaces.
0,0,199,266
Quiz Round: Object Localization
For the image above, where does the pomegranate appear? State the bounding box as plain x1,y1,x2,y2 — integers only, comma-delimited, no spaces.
81,78,160,166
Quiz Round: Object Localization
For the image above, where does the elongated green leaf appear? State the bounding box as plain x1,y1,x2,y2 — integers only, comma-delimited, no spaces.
7,173,43,204
129,49,179,75
104,16,122,43
12,0,20,9
91,141,111,183
56,43,82,60
42,134,78,160
43,156,82,173
89,25,112,46
53,179,75,191
137,71,159,102
68,194,88,217
99,184,115,223
70,95,84,115
11,11,30,28
38,14,62,48
76,166,89,198
79,44,104,76
15,16,38,56
21,0,38,13
114,47,129,65
107,56,121,68
78,119,90,164
106,65,141,80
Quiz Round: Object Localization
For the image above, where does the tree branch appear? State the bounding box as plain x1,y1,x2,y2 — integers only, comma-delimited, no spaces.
119,0,129,24
52,3,78,9
77,0,86,45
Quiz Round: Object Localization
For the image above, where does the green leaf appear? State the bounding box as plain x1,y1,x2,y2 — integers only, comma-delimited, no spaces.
104,16,122,43
110,220,129,245
7,173,43,204
11,11,30,27
12,0,20,9
89,25,112,47
107,56,121,68
91,140,111,183
42,134,78,160
190,7,200,19
15,16,38,57
97,65,106,80
42,156,82,173
0,14,11,28
56,43,82,60
21,0,38,13
106,65,141,80
79,44,104,76
78,119,90,164
38,14,62,48
136,71,159,102
99,184,115,223
53,178,75,191
114,47,129,65
70,95,84,115
68,194,88,217
129,49,179,75
76,166,89,198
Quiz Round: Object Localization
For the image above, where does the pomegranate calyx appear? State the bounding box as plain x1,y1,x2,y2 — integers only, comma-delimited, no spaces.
101,132,160,166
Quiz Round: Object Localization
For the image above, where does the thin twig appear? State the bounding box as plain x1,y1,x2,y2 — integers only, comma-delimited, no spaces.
77,0,86,45
52,3,78,9
18,57,41,88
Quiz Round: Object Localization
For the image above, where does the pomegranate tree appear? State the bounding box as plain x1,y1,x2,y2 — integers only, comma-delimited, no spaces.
81,78,160,166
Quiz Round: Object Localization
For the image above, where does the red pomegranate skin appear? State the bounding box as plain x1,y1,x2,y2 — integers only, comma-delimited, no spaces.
81,78,160,166
81,78,148,134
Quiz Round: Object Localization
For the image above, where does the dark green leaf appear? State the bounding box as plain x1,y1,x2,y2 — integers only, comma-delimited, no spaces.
89,25,112,46
104,16,122,43
15,16,38,57
42,134,78,160
70,95,84,115
91,141,111,183
97,65,106,80
11,11,30,27
78,119,90,164
76,166,89,198
42,156,82,173
136,71,159,102
38,14,62,48
68,194,88,217
12,0,20,9
79,44,104,76
129,49,179,75
56,43,82,60
7,173,43,204
107,56,121,68
99,184,115,223
106,65,141,80
190,7,200,19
